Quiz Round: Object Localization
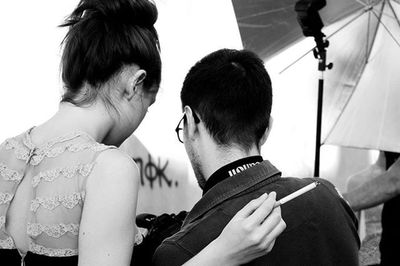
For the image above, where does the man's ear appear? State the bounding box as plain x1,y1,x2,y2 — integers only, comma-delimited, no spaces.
183,105,198,140
125,69,147,101
259,116,273,146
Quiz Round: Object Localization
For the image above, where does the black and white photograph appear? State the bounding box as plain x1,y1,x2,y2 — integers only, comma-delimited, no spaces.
0,0,399,265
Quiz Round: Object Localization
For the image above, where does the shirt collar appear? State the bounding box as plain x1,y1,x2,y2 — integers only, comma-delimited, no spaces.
184,160,281,225
203,156,264,195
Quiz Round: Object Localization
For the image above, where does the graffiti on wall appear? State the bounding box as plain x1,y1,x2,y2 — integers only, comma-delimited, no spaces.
133,154,179,189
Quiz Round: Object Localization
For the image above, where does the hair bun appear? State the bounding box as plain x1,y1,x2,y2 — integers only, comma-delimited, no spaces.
61,0,158,29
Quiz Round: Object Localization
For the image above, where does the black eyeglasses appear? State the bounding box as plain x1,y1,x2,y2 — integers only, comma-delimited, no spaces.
175,112,200,143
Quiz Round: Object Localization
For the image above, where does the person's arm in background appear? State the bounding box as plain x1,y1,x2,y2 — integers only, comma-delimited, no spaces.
344,152,400,211
183,192,286,266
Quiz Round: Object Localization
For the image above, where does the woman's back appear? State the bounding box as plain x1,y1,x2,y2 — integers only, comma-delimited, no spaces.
0,127,113,263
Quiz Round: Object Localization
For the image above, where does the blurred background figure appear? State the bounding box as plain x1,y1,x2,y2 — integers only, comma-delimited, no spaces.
345,151,400,265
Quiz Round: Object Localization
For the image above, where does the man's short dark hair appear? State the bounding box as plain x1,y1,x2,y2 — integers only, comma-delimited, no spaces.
181,49,272,151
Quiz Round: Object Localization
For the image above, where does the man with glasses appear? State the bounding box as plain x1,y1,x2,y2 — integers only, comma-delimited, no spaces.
153,49,360,265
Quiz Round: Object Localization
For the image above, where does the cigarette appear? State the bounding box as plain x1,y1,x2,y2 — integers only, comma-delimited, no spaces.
274,181,320,208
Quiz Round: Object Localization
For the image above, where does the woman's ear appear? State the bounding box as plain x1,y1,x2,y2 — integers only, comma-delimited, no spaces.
259,116,273,146
183,105,198,140
125,69,147,101
134,70,147,86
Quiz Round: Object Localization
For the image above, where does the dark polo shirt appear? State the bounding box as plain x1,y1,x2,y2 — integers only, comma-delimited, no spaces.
380,195,400,265
152,160,360,266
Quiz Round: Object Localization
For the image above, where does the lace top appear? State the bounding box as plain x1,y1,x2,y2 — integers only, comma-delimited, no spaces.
0,128,113,258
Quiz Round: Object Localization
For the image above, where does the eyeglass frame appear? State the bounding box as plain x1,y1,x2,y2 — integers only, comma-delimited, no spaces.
175,111,200,143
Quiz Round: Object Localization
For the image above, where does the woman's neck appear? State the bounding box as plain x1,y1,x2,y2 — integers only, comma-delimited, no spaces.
34,101,115,144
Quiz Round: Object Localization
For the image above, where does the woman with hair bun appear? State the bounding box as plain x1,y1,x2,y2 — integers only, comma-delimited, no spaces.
0,0,285,265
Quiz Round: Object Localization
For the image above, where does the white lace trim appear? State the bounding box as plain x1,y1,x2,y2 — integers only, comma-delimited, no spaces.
5,131,109,166
29,241,78,257
0,236,15,249
0,215,5,228
30,192,85,212
24,130,84,151
0,163,23,183
27,223,79,238
4,138,30,161
32,163,95,187
0,192,13,205
29,143,109,166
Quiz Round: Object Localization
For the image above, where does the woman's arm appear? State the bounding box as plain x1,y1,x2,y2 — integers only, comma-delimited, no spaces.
183,192,286,266
78,149,140,266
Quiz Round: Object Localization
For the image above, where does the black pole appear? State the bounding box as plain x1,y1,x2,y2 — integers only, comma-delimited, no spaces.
313,39,332,177
314,70,324,177
294,0,331,177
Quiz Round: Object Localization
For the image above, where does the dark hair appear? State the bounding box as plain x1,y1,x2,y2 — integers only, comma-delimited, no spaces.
181,49,272,151
60,0,161,107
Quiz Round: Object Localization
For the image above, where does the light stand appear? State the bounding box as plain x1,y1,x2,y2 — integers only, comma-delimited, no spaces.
294,0,332,177
313,36,333,177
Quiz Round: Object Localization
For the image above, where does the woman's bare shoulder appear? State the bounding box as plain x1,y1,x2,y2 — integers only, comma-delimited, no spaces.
86,148,140,190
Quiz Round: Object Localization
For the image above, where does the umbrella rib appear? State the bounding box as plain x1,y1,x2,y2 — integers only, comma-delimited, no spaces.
366,11,371,64
387,0,400,28
373,4,399,21
355,0,369,7
364,2,385,64
326,8,371,42
379,11,398,19
236,7,288,21
279,8,367,74
237,22,273,29
372,9,400,47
